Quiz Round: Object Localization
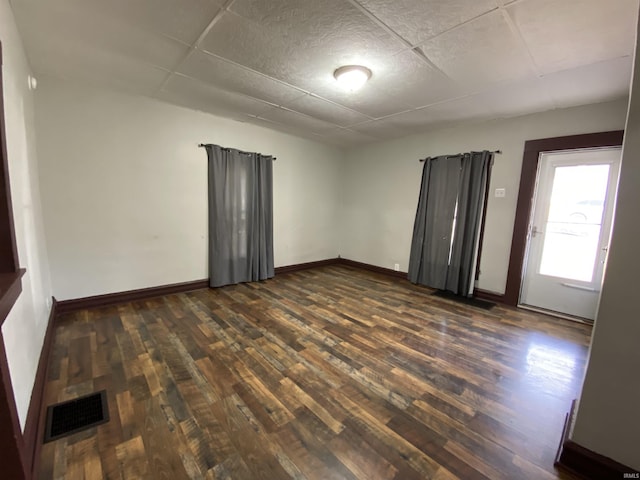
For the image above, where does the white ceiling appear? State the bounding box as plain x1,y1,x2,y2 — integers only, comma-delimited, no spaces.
10,0,639,147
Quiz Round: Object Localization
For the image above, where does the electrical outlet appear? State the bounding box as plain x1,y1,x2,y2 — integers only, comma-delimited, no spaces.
394,263,400,271
495,188,506,198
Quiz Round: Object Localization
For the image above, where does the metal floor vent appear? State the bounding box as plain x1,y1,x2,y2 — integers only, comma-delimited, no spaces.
44,390,109,443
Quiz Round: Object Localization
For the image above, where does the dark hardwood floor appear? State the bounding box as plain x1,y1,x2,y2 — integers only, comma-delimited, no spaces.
39,265,590,479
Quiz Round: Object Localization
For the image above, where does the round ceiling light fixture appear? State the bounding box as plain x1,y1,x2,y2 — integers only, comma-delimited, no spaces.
333,65,372,91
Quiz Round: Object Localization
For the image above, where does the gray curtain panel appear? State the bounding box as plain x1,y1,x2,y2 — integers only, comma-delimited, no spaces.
408,151,492,295
205,144,274,287
408,155,462,289
446,151,491,295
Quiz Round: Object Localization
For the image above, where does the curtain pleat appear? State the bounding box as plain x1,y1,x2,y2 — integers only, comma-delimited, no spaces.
446,151,491,295
408,156,461,289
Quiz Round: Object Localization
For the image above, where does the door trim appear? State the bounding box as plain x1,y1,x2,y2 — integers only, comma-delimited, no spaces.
503,131,625,306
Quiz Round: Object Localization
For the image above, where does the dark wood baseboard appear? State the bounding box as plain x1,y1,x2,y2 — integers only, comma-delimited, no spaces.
55,279,210,315
337,258,407,280
555,400,639,479
55,259,346,315
274,258,404,279
473,288,506,304
274,258,340,274
54,259,346,315
53,258,501,316
556,441,638,479
339,261,511,300
555,399,577,467
23,297,57,479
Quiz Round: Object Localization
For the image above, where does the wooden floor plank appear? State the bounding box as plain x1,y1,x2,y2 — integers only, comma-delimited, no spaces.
39,265,590,479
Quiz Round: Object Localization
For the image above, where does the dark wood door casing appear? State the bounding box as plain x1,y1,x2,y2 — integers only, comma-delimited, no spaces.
0,41,29,480
503,130,625,306
0,43,19,275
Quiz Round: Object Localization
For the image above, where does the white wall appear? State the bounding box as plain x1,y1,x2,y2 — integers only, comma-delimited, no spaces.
339,100,628,294
35,79,343,300
0,0,52,429
570,19,640,470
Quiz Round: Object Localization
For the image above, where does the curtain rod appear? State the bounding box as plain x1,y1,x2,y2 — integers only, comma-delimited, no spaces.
419,150,502,162
198,144,277,160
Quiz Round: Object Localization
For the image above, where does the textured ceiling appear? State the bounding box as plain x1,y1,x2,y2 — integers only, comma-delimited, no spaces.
11,0,639,147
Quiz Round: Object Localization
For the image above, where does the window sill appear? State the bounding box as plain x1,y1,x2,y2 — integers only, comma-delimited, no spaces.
0,269,26,328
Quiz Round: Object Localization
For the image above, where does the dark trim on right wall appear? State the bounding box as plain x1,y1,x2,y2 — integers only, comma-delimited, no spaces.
0,42,28,480
0,43,20,274
0,42,24,327
554,400,639,479
556,440,638,479
0,269,25,327
503,130,625,306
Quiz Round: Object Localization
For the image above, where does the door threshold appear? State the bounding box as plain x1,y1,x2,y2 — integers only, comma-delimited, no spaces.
517,304,594,325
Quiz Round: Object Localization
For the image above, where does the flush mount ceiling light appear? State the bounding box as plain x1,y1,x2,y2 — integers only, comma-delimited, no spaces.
333,65,372,91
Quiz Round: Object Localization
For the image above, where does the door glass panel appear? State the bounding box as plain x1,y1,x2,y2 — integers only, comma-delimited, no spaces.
539,164,610,282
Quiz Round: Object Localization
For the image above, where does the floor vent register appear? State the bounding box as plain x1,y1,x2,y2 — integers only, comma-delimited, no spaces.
44,390,109,443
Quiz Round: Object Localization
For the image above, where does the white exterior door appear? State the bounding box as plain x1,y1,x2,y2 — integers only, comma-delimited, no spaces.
520,147,621,320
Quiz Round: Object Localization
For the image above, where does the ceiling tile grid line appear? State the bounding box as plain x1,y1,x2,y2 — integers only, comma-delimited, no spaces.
342,57,627,132
256,105,350,133
171,55,303,109
246,113,326,136
344,0,453,77
194,0,429,117
506,0,638,75
151,0,390,125
185,50,378,122
156,0,240,93
395,4,504,55
474,5,558,112
163,70,282,111
191,49,309,97
10,0,639,147
190,0,485,116
541,54,633,79
353,92,485,124
167,63,378,129
497,6,544,79
150,0,374,130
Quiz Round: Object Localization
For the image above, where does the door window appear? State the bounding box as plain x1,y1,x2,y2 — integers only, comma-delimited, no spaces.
539,164,610,282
